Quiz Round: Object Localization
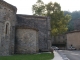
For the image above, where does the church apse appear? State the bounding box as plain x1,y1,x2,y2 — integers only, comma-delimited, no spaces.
15,28,38,54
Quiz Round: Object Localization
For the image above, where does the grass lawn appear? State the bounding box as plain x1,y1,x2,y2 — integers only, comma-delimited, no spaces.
0,53,54,60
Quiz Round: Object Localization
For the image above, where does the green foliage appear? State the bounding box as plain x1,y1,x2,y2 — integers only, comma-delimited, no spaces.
32,0,71,36
64,11,80,31
0,53,53,60
32,0,46,16
46,2,71,36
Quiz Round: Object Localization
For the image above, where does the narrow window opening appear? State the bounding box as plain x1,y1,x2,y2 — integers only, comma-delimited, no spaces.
5,23,9,35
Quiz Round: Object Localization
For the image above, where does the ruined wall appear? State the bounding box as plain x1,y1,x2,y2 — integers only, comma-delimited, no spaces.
15,29,38,54
0,0,17,56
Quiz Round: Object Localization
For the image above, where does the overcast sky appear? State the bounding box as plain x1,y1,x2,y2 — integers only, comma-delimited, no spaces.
4,0,80,15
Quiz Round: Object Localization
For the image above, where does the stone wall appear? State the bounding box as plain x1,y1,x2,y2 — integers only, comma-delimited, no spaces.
0,1,17,56
0,0,51,56
52,34,67,44
67,31,80,50
17,15,51,51
35,19,48,51
15,29,38,54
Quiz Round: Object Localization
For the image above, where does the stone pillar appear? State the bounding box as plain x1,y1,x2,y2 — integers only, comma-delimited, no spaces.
1,35,10,56
48,40,51,50
47,17,51,50
10,26,15,54
2,21,11,55
47,17,51,31
0,23,2,55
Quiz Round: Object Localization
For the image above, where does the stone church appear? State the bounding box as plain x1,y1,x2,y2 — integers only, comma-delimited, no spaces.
0,0,51,56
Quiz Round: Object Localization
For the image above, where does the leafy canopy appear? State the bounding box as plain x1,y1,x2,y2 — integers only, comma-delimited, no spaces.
46,2,71,35
32,0,46,16
32,0,71,36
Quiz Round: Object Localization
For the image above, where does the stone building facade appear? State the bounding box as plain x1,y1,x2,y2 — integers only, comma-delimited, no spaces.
52,34,67,49
67,30,80,50
0,0,51,56
52,34,67,44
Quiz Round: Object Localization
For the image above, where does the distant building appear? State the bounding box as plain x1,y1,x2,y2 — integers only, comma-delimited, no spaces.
52,34,67,49
0,0,51,56
67,30,80,50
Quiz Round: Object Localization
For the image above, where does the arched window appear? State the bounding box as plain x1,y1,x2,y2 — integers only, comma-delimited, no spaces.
5,23,9,35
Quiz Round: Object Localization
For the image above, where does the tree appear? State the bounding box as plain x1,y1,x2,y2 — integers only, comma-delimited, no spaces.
32,0,46,16
64,11,80,31
32,1,71,36
46,2,71,36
